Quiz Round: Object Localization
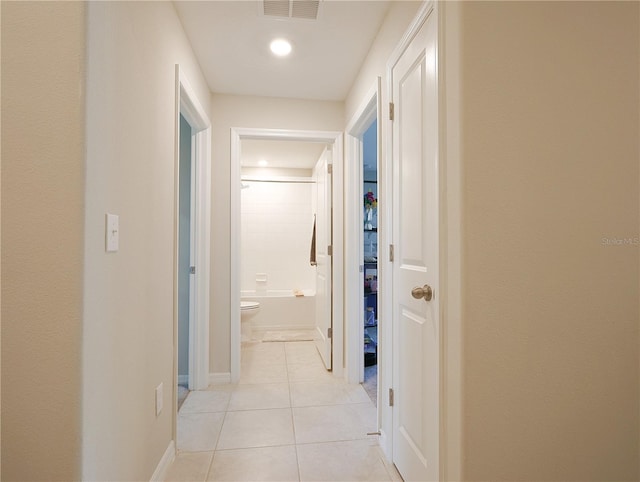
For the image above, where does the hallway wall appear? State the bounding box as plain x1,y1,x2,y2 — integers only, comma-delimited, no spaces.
1,2,86,479
344,2,421,122
210,94,343,374
83,2,211,480
458,2,639,480
346,1,639,479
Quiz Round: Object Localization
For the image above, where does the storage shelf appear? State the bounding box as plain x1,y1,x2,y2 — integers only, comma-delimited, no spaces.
363,179,378,367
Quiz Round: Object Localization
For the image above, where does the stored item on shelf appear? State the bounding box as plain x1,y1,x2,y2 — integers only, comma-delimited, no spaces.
365,306,376,326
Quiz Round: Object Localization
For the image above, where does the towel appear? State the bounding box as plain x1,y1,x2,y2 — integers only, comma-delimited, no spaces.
310,215,317,266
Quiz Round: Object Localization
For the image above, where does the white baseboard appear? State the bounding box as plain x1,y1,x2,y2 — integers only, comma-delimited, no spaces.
150,440,175,482
177,374,188,385
209,372,231,385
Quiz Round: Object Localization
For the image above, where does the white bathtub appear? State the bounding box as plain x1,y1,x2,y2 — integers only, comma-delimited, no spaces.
240,289,316,334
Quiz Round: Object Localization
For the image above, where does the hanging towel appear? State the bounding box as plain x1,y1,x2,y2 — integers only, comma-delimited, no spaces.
310,215,317,266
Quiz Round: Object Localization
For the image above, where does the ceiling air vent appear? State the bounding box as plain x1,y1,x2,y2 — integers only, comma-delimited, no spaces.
291,1,320,20
263,0,320,20
263,0,289,18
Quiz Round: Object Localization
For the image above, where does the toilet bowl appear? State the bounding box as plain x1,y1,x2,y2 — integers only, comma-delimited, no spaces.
240,301,260,342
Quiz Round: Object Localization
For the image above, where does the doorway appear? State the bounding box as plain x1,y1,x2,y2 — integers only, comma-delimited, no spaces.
362,119,378,405
173,65,211,424
345,80,382,405
177,113,194,409
230,128,344,383
238,138,327,354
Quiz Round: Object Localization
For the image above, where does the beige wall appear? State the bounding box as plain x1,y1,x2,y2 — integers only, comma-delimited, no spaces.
460,2,639,480
210,94,343,374
1,2,86,480
83,2,211,480
344,1,420,122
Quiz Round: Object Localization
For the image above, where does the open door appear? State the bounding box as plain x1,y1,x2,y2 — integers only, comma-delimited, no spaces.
174,66,211,395
314,147,333,370
178,114,196,396
390,4,440,481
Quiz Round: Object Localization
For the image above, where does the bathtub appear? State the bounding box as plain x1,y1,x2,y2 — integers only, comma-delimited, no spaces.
240,289,316,334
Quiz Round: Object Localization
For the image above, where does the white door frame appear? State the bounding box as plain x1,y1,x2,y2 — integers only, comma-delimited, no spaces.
345,79,381,386
173,65,211,402
382,2,463,479
230,128,344,383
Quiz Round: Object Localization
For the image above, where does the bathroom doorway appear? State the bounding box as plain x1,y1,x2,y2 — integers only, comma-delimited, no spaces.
238,138,326,351
230,128,344,383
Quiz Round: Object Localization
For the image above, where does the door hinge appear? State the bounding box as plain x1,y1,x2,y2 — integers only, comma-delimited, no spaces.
389,244,394,262
327,164,333,175
328,245,333,256
359,265,364,273
388,388,394,407
190,266,196,274
389,102,395,121
328,327,332,339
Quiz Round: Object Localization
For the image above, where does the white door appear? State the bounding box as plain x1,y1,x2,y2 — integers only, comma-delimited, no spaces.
391,6,439,481
314,147,333,370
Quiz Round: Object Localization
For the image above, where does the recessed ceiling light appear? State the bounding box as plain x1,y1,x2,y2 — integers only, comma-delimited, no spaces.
270,38,292,57
258,159,268,167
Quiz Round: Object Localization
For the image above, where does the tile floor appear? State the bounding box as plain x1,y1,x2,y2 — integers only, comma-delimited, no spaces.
165,340,401,482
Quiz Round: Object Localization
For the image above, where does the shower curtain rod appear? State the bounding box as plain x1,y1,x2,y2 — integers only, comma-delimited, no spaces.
241,177,316,184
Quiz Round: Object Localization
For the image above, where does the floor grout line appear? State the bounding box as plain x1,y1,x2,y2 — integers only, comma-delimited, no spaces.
203,449,215,482
287,342,302,482
293,442,303,482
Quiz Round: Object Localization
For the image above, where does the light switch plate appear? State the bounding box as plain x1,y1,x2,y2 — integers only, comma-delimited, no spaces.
106,213,119,252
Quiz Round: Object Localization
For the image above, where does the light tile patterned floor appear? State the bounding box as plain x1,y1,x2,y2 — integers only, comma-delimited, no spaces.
165,341,401,482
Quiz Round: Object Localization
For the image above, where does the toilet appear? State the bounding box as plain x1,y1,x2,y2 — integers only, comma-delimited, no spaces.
240,301,260,342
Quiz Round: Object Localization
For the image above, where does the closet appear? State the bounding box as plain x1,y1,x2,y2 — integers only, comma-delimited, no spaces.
363,178,378,367
362,120,378,371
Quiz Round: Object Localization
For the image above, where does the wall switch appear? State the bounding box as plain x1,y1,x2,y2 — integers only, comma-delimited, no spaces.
106,213,119,252
155,382,163,416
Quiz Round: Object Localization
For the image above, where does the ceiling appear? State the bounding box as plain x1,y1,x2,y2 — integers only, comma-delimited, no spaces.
241,139,327,169
174,0,391,101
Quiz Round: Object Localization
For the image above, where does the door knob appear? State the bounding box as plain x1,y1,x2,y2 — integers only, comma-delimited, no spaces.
411,284,433,302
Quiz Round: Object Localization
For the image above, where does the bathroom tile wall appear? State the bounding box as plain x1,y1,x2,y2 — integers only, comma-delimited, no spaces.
241,180,316,292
